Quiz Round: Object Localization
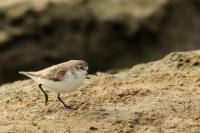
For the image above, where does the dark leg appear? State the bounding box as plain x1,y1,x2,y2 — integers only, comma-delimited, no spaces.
57,94,73,109
39,84,48,106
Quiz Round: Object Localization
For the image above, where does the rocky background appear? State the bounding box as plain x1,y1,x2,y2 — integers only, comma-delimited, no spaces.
0,0,200,84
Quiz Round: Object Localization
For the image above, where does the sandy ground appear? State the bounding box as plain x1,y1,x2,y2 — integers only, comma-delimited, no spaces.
1,50,200,132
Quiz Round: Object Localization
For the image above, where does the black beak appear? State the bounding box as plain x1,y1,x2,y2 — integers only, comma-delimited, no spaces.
87,70,97,75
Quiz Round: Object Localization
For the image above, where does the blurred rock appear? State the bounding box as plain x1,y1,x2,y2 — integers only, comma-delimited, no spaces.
0,0,199,84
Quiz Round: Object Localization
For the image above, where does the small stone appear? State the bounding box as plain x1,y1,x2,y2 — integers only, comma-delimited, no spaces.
90,126,98,130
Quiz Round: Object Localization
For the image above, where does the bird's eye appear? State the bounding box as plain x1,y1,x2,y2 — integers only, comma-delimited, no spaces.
80,66,84,69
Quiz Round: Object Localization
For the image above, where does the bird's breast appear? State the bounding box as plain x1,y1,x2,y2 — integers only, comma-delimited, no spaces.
41,70,86,93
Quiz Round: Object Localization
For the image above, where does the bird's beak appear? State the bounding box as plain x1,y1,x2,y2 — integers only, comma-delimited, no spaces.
87,70,97,75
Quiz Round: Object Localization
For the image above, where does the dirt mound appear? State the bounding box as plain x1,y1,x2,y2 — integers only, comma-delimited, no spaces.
1,50,200,132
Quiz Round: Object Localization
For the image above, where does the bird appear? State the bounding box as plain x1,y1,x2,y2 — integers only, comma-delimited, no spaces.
19,60,96,109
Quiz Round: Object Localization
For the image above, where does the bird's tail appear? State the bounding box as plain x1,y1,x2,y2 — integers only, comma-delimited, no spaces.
19,71,37,78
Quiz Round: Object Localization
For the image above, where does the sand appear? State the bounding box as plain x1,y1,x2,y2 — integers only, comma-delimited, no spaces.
1,50,200,132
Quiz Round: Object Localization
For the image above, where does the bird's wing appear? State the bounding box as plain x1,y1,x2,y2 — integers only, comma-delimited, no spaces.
37,65,67,81
19,62,72,81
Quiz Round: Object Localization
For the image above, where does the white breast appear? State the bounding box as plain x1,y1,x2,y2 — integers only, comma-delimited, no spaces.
33,70,87,93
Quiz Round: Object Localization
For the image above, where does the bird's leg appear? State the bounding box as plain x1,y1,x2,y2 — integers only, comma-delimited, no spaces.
57,94,73,109
39,84,48,106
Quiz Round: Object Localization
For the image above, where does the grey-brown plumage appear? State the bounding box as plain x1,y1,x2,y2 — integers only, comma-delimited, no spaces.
19,60,88,81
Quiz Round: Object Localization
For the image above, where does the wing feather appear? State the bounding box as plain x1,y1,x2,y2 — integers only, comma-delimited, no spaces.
38,65,67,81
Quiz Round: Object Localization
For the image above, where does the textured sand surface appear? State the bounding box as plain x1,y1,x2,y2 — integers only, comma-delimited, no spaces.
1,50,200,132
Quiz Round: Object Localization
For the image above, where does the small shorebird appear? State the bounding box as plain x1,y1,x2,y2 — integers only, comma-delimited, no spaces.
19,60,96,109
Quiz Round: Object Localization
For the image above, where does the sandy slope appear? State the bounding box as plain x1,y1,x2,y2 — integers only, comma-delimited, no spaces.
1,50,200,132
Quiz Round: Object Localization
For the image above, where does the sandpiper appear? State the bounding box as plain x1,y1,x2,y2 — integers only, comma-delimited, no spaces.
19,60,96,109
